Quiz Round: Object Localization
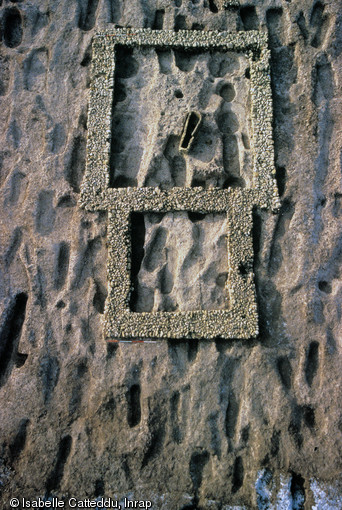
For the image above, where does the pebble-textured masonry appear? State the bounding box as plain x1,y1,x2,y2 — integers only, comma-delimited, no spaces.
80,28,279,340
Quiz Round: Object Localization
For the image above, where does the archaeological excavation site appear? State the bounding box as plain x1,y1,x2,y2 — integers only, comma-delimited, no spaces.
0,0,341,508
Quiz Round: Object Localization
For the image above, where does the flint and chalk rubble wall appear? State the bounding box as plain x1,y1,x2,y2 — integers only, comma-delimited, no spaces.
0,0,341,509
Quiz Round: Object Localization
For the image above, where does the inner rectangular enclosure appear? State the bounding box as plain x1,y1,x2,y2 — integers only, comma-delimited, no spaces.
130,211,229,313
104,187,258,340
110,46,252,190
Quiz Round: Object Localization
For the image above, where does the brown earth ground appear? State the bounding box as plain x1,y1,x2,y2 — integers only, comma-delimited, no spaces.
0,0,342,508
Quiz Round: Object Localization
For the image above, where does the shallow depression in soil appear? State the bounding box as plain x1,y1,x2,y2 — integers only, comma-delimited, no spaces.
130,211,229,312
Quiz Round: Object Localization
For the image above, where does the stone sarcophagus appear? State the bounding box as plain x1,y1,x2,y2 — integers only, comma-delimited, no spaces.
80,28,279,340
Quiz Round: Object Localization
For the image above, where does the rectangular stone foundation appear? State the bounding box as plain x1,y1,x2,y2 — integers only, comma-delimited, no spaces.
80,28,279,341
